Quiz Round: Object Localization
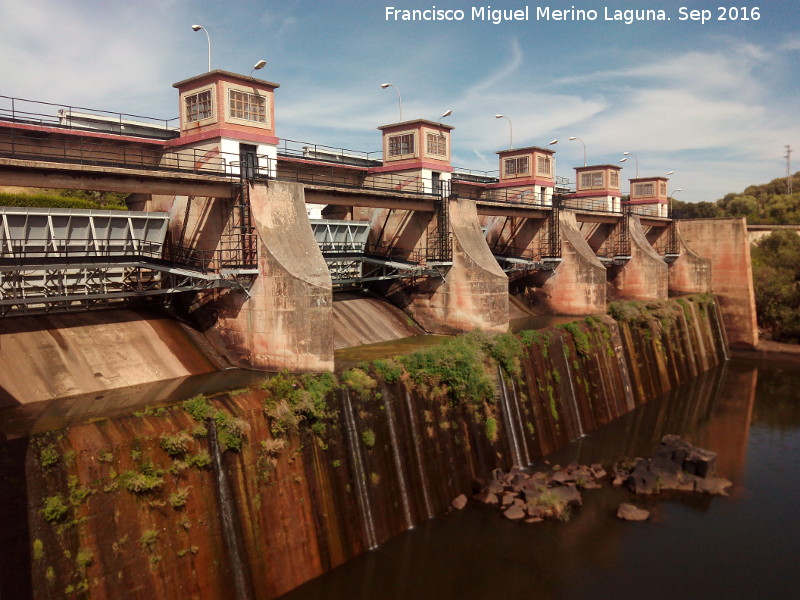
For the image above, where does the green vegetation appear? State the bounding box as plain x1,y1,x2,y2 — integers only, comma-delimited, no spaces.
261,370,335,439
559,323,591,356
39,444,59,468
361,429,376,448
139,529,159,551
341,368,378,400
187,450,212,469
169,487,190,509
398,332,497,406
75,548,93,569
159,432,192,457
485,416,498,442
672,171,800,224
121,464,165,494
32,539,44,561
751,230,800,343
0,190,127,211
42,496,69,524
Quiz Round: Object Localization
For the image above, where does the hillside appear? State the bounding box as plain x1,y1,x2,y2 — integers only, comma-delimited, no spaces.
673,171,800,224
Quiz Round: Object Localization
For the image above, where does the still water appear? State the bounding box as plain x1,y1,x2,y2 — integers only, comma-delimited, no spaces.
279,357,800,600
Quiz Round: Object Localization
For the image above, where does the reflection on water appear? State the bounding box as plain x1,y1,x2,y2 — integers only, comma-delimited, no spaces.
278,357,800,600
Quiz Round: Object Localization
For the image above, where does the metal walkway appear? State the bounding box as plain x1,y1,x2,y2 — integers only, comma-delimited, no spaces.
0,207,254,315
310,219,446,287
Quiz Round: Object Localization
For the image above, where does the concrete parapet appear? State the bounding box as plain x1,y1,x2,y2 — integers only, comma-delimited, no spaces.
669,227,712,295
206,180,334,371
610,215,668,301
677,218,757,348
387,198,509,333
530,210,606,314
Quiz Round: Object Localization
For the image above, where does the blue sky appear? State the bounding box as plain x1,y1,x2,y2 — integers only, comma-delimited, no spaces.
1,0,798,202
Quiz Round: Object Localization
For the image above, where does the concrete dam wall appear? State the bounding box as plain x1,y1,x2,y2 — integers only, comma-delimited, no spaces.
0,296,727,599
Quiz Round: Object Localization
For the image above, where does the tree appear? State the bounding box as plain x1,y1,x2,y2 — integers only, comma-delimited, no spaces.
750,230,800,343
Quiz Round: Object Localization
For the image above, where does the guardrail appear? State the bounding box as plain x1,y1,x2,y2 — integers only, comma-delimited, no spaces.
277,138,382,167
0,94,178,140
0,130,272,179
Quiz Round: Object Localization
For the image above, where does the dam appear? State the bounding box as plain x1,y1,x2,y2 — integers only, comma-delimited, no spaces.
0,68,774,598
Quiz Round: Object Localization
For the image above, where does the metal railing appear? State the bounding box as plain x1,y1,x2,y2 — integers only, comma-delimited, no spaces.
318,240,424,264
278,164,439,196
0,130,272,179
277,138,382,167
559,195,623,214
0,94,178,140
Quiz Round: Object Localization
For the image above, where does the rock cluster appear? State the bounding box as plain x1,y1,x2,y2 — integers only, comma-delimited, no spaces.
612,434,732,497
467,463,607,522
450,435,732,523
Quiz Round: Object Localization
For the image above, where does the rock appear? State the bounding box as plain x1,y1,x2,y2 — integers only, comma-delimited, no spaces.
617,503,650,521
551,470,572,484
474,491,498,505
451,494,468,510
491,468,505,481
503,505,526,520
696,476,732,496
582,481,603,490
486,480,504,495
591,464,607,479
525,517,544,524
501,493,515,506
510,473,529,489
627,462,658,495
551,484,582,507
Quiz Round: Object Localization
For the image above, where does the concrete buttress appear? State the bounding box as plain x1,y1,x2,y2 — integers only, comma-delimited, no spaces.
611,214,668,301
387,197,509,333
206,180,334,371
532,210,606,314
668,227,712,295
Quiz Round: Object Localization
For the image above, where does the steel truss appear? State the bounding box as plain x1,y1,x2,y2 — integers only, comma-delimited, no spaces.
0,260,243,316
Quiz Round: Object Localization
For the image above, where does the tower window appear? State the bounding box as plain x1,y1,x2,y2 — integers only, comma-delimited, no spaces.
580,172,603,188
388,133,415,157
634,183,654,197
229,89,267,122
504,156,529,176
537,155,552,176
185,90,213,123
426,132,447,157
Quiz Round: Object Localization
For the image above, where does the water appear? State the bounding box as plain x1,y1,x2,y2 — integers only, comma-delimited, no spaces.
278,357,800,600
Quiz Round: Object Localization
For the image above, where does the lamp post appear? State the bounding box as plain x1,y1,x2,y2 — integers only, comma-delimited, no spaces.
380,83,403,123
495,114,513,148
191,25,211,72
249,59,267,77
569,136,586,166
620,151,639,178
669,188,683,218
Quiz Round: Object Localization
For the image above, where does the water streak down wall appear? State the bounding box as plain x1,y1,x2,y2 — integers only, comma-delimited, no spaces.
0,296,727,599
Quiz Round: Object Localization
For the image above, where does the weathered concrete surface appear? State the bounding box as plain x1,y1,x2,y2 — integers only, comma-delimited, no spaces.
332,292,424,349
669,228,712,295
0,309,218,406
531,210,606,314
610,215,668,301
388,198,509,333
678,218,758,348
206,180,334,371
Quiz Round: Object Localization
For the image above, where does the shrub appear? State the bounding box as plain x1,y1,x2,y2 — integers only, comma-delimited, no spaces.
361,429,376,448
183,395,212,421
39,445,59,468
121,466,164,494
341,368,378,401
139,529,159,551
160,432,192,457
485,417,498,443
187,451,212,469
42,496,69,523
169,487,190,509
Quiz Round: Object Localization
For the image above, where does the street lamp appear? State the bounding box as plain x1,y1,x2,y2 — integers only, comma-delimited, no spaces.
569,136,586,167
380,83,403,123
250,59,267,77
495,114,513,148
669,188,683,218
191,24,211,72
620,151,639,178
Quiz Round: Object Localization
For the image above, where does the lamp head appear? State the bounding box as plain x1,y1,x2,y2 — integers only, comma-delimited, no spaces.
380,83,392,89
191,24,203,31
549,139,558,145
569,136,577,140
494,114,505,119
253,60,267,71
440,109,452,119
619,158,628,164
